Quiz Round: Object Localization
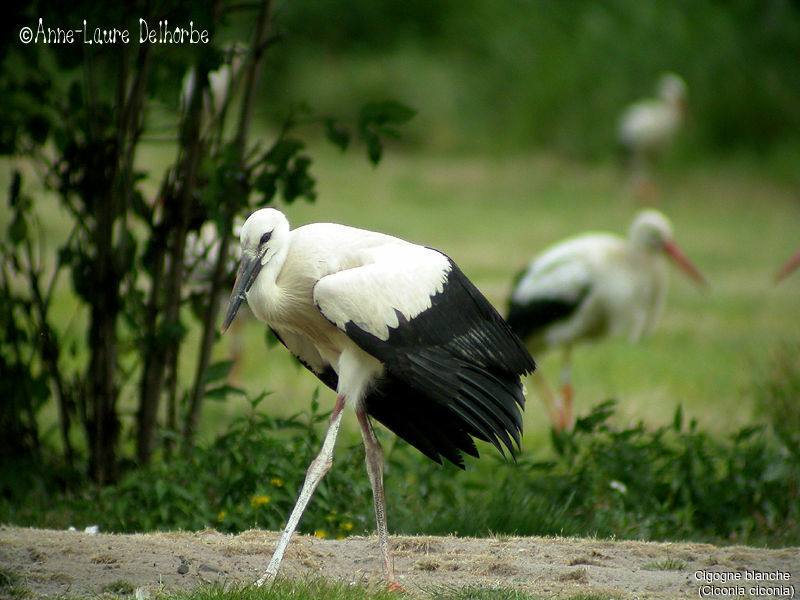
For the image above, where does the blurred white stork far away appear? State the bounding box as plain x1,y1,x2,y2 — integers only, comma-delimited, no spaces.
618,73,688,203
222,208,535,589
506,209,706,432
184,219,247,377
180,47,243,132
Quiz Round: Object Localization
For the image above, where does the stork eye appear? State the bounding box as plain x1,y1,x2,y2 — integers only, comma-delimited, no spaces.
259,231,272,246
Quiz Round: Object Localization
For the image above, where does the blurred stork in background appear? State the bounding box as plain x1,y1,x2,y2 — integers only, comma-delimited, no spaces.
776,245,800,282
181,45,244,134
184,219,247,378
618,73,688,203
507,209,706,431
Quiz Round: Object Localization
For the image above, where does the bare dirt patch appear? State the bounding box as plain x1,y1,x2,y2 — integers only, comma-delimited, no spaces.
1,526,797,598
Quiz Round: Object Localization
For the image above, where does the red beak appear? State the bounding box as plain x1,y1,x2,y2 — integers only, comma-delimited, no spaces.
776,247,800,283
663,240,707,288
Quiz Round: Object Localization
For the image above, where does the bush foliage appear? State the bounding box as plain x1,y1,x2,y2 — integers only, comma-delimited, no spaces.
2,397,796,547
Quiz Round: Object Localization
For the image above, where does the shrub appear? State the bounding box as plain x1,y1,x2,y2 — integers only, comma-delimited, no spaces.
1,396,797,547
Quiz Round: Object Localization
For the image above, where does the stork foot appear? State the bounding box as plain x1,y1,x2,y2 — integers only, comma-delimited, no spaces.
386,579,407,594
254,569,275,588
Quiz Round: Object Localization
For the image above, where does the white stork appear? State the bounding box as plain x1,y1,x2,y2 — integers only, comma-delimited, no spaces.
776,245,800,282
506,209,705,431
222,208,535,589
618,73,688,202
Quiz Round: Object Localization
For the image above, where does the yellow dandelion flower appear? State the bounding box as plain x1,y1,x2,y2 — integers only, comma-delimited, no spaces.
270,478,283,487
314,529,327,539
342,522,354,532
250,495,271,508
217,510,227,522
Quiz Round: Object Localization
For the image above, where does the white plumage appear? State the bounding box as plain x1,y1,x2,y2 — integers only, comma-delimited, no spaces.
507,209,705,431
223,208,534,589
180,49,243,125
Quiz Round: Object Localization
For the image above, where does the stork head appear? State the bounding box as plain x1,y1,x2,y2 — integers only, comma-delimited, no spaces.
630,209,707,287
222,208,290,332
657,72,688,116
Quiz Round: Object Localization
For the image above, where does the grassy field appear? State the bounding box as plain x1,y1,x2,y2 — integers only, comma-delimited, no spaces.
3,144,799,453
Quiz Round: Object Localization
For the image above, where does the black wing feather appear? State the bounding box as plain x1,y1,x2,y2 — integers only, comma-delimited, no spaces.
344,259,535,469
506,285,591,342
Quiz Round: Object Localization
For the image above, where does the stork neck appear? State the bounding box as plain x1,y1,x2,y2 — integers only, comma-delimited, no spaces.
263,244,288,284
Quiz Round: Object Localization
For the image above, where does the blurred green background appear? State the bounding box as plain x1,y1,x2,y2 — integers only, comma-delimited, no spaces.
266,0,800,160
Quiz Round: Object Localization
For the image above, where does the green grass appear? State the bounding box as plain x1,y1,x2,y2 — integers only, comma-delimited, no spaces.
0,569,623,600
176,580,397,600
147,580,608,600
101,580,137,596
642,558,686,571
0,567,28,599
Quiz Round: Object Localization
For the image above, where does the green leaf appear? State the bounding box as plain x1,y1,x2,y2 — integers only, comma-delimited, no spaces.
357,101,416,165
673,404,683,432
324,119,349,152
310,387,320,414
265,328,280,348
205,383,246,401
364,132,382,165
8,171,22,207
264,138,304,170
358,101,416,129
283,156,316,204
8,215,27,246
203,359,235,385
254,170,278,205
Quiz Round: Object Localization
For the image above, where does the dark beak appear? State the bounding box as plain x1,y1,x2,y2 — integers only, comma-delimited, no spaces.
222,253,262,333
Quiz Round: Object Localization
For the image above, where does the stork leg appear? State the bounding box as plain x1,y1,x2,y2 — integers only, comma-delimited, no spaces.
256,395,346,587
636,177,659,206
356,406,404,591
558,347,574,432
531,372,562,430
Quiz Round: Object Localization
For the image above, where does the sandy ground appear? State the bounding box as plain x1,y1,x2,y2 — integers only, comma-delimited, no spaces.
1,526,797,599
